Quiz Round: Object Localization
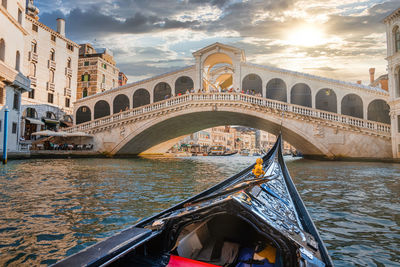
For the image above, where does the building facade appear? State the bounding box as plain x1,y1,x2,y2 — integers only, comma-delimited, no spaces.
384,8,400,158
119,71,128,87
21,3,79,139
77,44,119,99
0,0,31,151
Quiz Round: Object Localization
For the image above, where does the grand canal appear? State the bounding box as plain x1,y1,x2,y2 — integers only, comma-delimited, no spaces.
0,156,399,266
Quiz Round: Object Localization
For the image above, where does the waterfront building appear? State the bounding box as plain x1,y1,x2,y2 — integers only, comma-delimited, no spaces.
77,43,119,99
0,0,31,151
22,1,79,139
384,8,400,158
368,68,388,91
118,71,128,87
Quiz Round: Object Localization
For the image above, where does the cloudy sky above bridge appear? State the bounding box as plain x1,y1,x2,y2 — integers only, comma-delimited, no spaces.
36,0,398,85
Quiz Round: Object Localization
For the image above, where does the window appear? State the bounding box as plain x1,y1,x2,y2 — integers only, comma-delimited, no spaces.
84,61,89,66
395,27,400,53
28,88,35,99
26,108,36,118
102,74,105,83
112,79,115,88
32,24,38,32
1,0,7,9
49,70,54,83
51,34,56,42
30,62,36,76
31,41,37,53
50,49,55,61
67,58,71,68
81,73,90,81
66,43,74,52
82,88,88,98
0,87,3,104
46,112,55,119
12,122,17,134
13,93,19,110
18,9,22,24
398,115,400,133
15,51,20,71
102,63,107,69
66,76,71,88
48,93,54,103
0,39,4,61
65,98,70,108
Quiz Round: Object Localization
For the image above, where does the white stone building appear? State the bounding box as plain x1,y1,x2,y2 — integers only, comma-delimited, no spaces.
21,1,79,139
384,8,400,158
0,0,31,152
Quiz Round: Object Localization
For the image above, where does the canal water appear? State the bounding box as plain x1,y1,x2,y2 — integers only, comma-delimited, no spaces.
0,156,398,266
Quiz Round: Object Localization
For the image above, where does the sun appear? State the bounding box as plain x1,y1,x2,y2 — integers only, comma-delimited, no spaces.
287,26,327,47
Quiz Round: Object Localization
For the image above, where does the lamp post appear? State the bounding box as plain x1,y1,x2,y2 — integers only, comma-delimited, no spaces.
2,107,9,164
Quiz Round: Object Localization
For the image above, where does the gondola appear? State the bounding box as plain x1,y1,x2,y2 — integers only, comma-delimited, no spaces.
53,135,333,267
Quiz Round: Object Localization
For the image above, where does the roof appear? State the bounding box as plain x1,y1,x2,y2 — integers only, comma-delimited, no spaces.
383,7,400,23
192,42,246,61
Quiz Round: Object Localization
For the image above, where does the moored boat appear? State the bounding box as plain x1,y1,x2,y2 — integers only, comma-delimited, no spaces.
53,135,333,267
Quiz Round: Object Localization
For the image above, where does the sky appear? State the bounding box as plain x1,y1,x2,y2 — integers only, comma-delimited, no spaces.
35,0,399,85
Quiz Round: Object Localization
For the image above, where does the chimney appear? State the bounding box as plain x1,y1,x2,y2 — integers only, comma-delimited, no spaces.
369,68,375,84
56,18,65,36
357,80,362,84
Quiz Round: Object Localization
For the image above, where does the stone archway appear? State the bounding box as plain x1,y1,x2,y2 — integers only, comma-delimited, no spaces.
133,88,150,108
175,76,194,95
266,78,287,102
154,82,171,102
291,83,312,107
94,100,110,119
113,94,130,113
367,99,390,124
341,94,363,119
242,74,262,95
76,106,91,124
315,88,337,113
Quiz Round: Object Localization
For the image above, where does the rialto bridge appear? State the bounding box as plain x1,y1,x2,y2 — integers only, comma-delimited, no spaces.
68,43,393,159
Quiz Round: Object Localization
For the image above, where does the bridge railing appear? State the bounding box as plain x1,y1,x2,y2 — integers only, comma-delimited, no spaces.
67,93,391,135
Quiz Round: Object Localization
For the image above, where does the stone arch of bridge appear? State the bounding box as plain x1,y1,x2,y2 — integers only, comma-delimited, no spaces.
341,93,363,119
367,99,390,124
315,88,337,113
266,78,287,102
133,88,150,108
242,73,262,95
109,107,332,157
175,76,194,95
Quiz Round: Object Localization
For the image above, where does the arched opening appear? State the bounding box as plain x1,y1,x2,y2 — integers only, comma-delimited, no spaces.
266,78,287,102
341,94,363,119
24,107,38,118
46,111,56,119
113,94,130,113
31,40,37,53
0,39,5,61
315,88,337,113
49,70,54,83
175,76,194,95
15,51,20,71
133,88,150,108
154,82,171,102
50,49,55,61
290,83,311,107
367,99,390,124
94,100,110,119
30,62,36,77
23,107,39,140
76,106,91,124
242,74,262,95
67,57,71,68
82,88,88,98
394,26,400,53
203,53,233,92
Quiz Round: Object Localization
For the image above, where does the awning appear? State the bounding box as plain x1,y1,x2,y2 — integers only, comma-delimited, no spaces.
64,132,93,138
32,130,67,137
44,118,60,125
26,118,45,125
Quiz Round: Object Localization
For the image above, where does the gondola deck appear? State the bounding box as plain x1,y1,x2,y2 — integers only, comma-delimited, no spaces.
54,135,333,267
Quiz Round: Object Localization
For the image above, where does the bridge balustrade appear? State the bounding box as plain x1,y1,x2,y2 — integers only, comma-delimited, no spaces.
70,93,391,136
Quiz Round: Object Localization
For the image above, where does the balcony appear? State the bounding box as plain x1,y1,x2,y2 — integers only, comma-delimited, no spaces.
29,76,37,87
48,60,56,70
65,67,72,77
47,82,55,92
81,81,89,88
100,83,106,89
29,51,38,62
64,87,71,97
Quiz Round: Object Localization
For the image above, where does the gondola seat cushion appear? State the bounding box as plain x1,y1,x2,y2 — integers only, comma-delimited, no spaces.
167,255,221,267
236,247,275,267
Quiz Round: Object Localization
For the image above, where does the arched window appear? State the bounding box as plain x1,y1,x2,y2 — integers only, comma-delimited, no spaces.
46,111,56,119
290,83,311,107
395,26,400,53
50,49,55,61
15,51,20,71
242,74,262,95
102,74,105,83
67,57,71,68
29,62,36,77
82,88,88,98
266,78,287,102
49,70,54,83
315,88,337,113
31,41,37,53
112,79,115,88
82,73,90,81
0,39,4,61
154,82,171,102
175,76,194,95
76,106,91,124
94,100,110,119
133,88,150,108
66,76,71,88
113,94,130,113
367,99,390,124
341,94,363,119
25,107,37,118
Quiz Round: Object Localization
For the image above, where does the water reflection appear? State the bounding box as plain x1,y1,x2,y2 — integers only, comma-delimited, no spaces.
0,156,398,266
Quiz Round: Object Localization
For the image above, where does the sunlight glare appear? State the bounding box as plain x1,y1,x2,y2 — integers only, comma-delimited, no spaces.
287,26,327,47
